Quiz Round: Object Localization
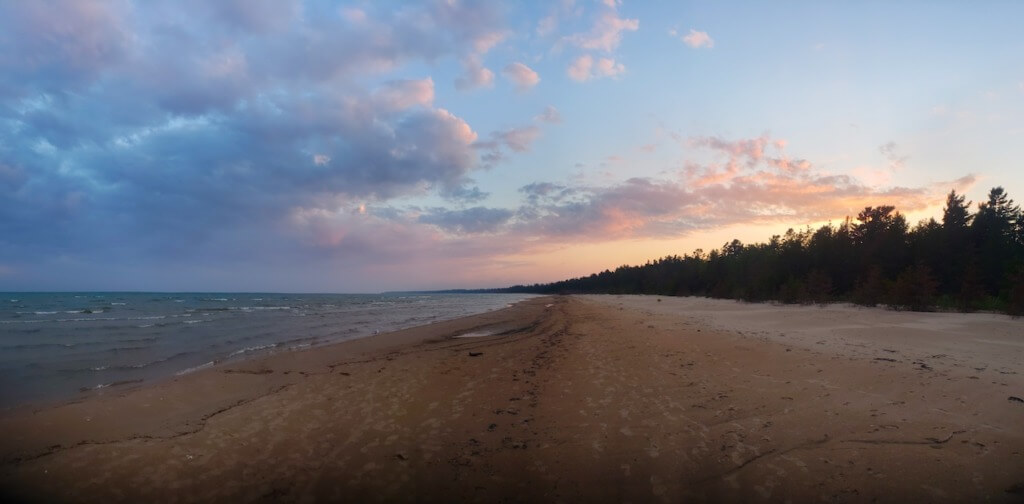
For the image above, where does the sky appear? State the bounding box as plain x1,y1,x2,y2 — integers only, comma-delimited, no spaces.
1,0,1023,293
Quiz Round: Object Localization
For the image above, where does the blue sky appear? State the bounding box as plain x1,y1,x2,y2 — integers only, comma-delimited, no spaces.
1,0,1022,292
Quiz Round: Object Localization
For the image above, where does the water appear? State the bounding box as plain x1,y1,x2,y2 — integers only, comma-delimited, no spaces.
0,292,536,408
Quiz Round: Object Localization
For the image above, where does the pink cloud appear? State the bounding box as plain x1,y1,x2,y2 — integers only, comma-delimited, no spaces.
691,135,770,166
568,8,639,52
595,57,625,77
681,29,714,49
567,55,594,81
455,56,495,90
502,62,540,91
505,137,978,243
567,54,625,82
372,78,435,111
2,0,134,83
497,126,541,152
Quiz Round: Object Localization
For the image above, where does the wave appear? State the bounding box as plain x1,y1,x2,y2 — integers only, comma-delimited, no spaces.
175,361,214,376
3,342,71,350
61,351,197,374
80,379,143,392
0,314,166,325
227,343,277,358
3,334,160,351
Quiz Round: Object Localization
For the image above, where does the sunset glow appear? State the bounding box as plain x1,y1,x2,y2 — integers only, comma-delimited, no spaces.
1,1,1022,292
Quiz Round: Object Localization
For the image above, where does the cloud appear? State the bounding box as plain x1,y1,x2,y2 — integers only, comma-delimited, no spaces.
536,15,559,36
502,62,540,91
878,141,909,170
474,125,543,165
681,29,714,49
455,56,495,90
567,55,625,82
567,6,639,52
535,0,579,37
0,73,487,273
495,126,542,152
0,0,134,96
372,78,435,111
419,206,515,234
567,55,593,81
339,7,367,23
689,135,770,166
198,0,302,33
519,182,575,204
507,136,972,242
535,106,563,124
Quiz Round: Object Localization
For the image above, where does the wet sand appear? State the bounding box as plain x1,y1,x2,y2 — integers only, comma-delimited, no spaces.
1,295,1023,502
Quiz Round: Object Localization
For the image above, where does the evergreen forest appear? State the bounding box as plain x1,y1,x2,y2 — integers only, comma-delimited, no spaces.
503,187,1024,315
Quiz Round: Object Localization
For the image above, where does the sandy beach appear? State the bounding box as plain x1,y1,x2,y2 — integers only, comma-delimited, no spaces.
1,295,1022,502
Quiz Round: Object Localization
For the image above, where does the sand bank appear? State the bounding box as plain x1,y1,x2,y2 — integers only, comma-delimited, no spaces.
1,295,1022,502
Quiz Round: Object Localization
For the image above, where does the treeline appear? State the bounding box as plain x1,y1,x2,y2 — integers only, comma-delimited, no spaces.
503,187,1024,315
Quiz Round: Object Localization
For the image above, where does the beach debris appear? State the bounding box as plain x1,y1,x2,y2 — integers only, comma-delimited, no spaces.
487,423,497,431
468,351,483,357
1008,396,1024,404
394,453,408,461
